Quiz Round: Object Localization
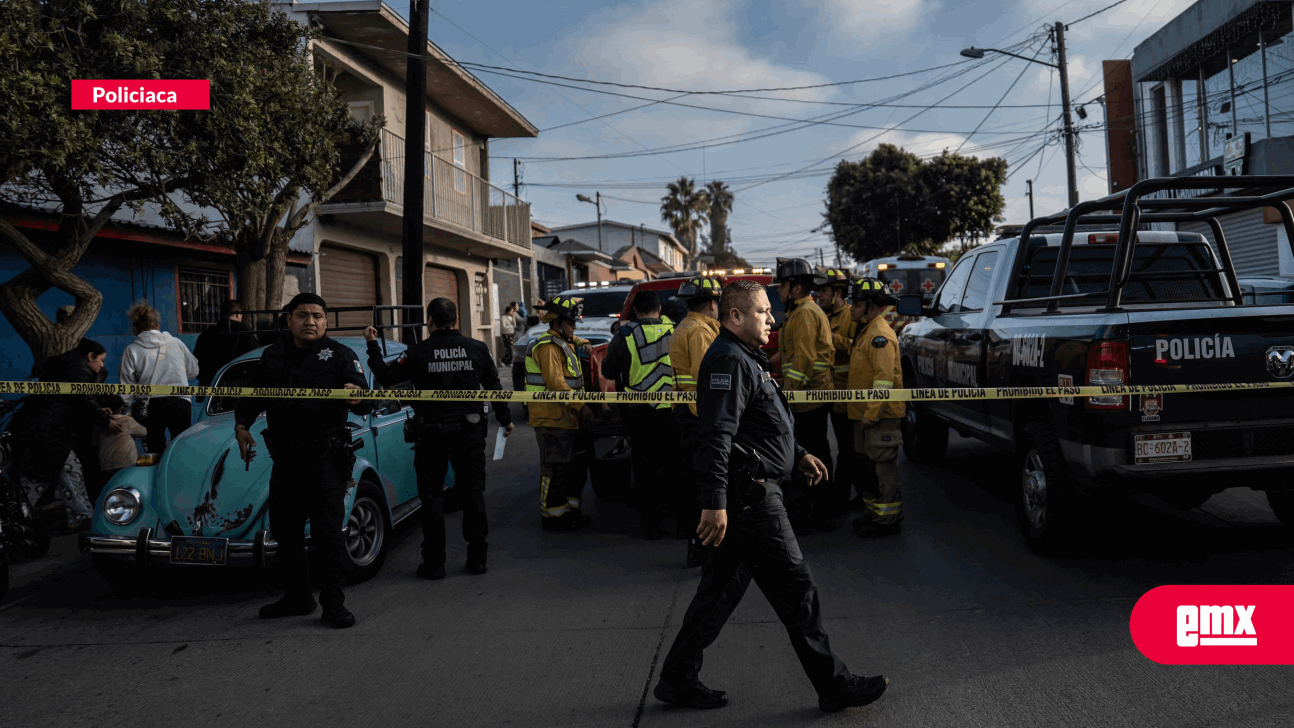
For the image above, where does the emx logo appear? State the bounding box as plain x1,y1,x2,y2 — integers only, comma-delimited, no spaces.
1176,605,1256,646
1131,586,1294,664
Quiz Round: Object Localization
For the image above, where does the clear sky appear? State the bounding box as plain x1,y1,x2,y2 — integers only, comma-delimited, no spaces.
371,0,1197,267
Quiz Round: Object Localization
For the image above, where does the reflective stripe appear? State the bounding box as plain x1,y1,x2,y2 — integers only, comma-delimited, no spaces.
624,320,674,402
676,375,697,386
524,332,584,393
540,475,571,517
873,380,893,389
812,361,831,371
567,496,582,509
784,368,807,383
868,502,902,515
833,365,850,374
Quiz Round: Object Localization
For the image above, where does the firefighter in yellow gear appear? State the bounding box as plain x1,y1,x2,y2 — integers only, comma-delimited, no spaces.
817,267,861,513
525,295,594,532
846,278,906,538
669,275,723,567
775,257,836,533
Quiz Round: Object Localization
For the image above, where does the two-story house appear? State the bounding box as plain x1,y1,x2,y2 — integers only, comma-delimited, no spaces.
548,221,689,275
279,1,538,351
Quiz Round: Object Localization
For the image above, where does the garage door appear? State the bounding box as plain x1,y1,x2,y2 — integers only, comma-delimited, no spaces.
425,265,460,313
320,244,378,332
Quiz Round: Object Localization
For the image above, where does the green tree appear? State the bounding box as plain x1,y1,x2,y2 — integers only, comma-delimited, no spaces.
660,176,708,265
0,0,381,366
824,144,1008,264
177,3,383,314
0,0,202,366
704,180,734,255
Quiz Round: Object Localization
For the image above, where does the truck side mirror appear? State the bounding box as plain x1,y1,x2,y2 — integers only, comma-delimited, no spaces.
896,294,924,317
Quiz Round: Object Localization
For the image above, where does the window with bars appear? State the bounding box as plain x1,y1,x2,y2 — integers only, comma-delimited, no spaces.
179,268,232,333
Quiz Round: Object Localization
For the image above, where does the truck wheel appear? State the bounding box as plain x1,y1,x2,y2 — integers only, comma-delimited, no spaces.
901,403,948,463
344,482,391,583
1266,491,1294,526
1017,421,1080,554
1009,421,1081,553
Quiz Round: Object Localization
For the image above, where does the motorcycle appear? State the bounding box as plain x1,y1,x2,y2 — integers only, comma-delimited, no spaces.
0,398,51,600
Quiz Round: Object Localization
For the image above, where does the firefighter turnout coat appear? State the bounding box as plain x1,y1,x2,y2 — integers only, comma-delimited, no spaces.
779,295,835,412
846,314,905,422
525,330,589,429
669,311,722,417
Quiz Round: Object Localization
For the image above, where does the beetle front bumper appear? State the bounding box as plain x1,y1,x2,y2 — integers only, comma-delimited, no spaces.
80,528,279,568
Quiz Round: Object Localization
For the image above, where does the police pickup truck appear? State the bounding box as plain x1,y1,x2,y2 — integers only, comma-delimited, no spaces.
896,175,1294,552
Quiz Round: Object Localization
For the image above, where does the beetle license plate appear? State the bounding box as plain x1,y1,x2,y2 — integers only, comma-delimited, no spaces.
1134,432,1192,464
170,536,229,565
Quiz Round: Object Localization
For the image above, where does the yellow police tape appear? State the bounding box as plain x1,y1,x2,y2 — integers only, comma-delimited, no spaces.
3,380,1293,404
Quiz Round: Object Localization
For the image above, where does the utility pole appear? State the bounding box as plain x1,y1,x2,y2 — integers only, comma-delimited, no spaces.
1026,179,1035,220
1055,21,1079,209
400,0,429,329
513,159,520,199
596,191,603,253
817,247,825,267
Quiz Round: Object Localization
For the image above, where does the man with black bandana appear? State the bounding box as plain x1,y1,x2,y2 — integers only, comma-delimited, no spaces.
652,279,888,714
234,293,373,629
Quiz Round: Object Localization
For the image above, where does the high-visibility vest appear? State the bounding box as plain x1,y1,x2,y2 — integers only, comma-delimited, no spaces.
524,331,584,392
622,319,674,409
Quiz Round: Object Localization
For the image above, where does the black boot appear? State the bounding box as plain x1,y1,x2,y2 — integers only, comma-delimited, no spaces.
320,605,356,629
258,592,317,619
819,675,888,713
654,680,729,709
685,538,705,569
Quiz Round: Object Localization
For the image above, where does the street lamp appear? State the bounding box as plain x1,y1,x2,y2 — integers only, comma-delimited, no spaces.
961,21,1078,209
576,192,604,253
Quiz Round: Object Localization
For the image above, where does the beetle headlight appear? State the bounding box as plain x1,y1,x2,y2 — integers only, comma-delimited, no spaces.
103,487,142,525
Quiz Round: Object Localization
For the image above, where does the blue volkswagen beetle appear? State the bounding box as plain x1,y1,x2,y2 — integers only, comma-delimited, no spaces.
80,337,448,584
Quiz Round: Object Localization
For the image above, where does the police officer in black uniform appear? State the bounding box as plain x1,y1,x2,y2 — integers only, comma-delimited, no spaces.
363,297,513,579
234,293,373,629
652,280,888,714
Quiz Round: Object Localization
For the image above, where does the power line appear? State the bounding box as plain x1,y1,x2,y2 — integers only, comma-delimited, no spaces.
424,7,690,177
1067,0,1135,28
956,41,1045,153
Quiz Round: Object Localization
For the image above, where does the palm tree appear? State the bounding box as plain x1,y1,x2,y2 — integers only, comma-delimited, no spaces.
704,180,734,255
660,176,708,265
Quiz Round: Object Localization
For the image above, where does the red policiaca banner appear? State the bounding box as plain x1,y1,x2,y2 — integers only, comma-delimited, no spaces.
1130,585,1294,664
71,80,210,110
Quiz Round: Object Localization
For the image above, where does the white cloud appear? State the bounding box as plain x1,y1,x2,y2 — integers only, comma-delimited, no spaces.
571,0,839,102
821,0,931,44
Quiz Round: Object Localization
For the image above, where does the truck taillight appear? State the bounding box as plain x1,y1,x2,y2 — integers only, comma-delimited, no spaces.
1086,340,1128,409
1087,233,1119,244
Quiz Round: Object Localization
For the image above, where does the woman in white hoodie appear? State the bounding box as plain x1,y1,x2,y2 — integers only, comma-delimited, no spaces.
119,302,200,454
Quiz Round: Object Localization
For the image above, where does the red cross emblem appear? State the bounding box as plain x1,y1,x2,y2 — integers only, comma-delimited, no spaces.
888,279,904,292
922,278,936,293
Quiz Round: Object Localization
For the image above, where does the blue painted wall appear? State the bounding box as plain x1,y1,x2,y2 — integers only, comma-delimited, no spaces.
0,241,213,384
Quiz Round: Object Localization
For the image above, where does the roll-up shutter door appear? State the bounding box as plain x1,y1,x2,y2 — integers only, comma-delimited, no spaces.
1178,208,1278,277
425,265,460,311
320,244,379,332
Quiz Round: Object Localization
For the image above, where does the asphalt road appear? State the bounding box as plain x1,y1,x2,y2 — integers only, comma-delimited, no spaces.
4,411,1294,727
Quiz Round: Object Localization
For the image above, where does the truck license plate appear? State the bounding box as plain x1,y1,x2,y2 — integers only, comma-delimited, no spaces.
1134,432,1192,464
170,536,229,565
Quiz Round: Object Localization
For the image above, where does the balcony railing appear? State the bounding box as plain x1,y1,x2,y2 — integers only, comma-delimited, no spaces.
336,128,530,249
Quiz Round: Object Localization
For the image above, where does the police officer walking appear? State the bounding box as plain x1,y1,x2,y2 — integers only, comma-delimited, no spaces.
818,268,859,512
525,295,595,532
774,257,836,533
363,297,513,579
669,275,723,568
847,278,906,537
601,289,677,540
652,280,887,713
234,293,373,629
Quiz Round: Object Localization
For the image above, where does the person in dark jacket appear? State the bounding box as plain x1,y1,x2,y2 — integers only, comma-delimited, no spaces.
600,289,679,540
10,339,125,529
233,293,373,629
362,298,512,579
364,297,513,579
194,300,258,388
652,280,888,714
